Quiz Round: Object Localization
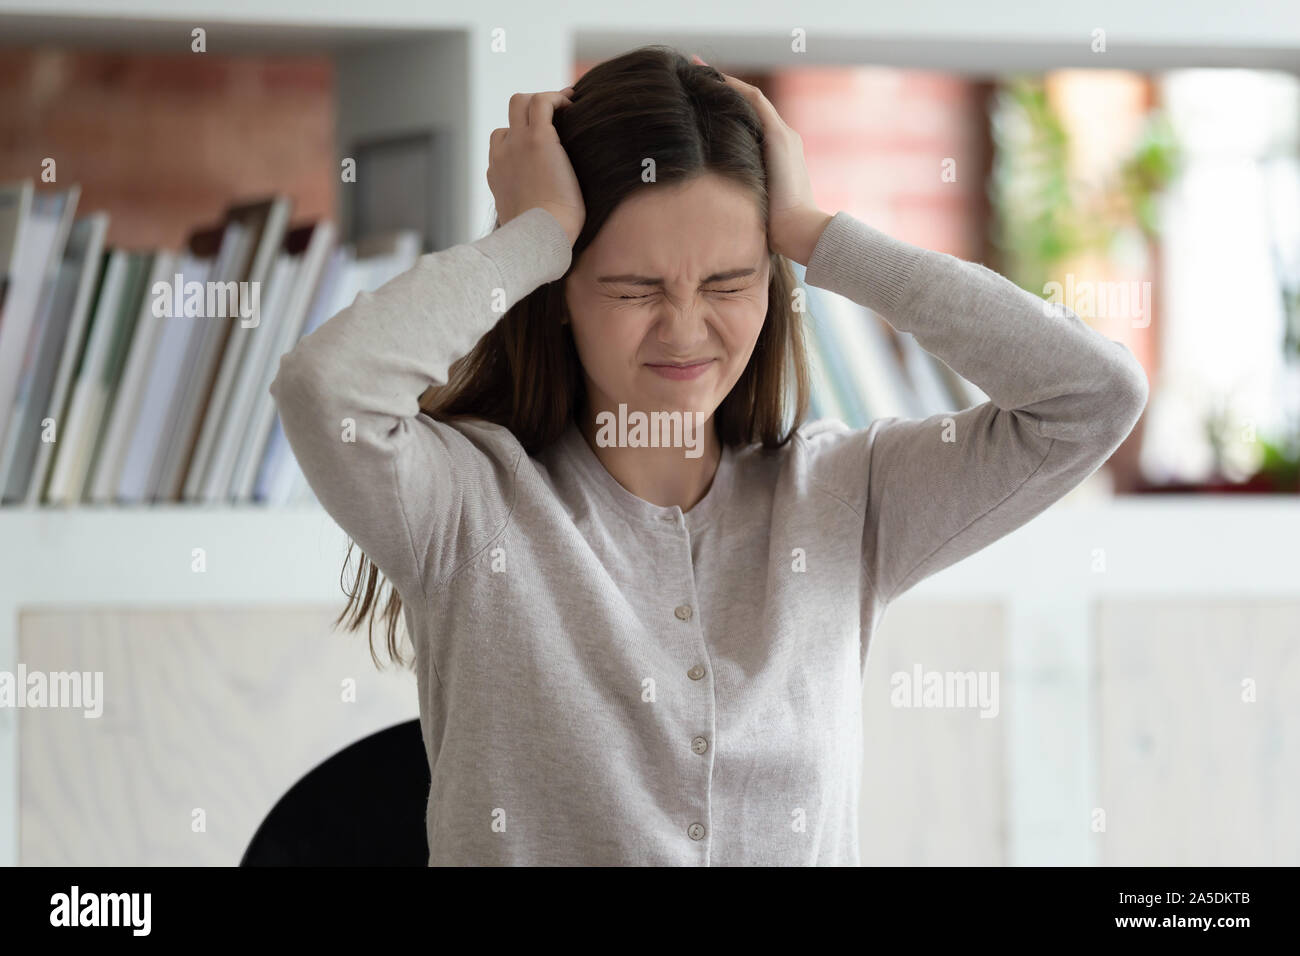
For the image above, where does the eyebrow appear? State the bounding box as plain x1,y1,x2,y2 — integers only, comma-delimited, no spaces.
595,266,758,286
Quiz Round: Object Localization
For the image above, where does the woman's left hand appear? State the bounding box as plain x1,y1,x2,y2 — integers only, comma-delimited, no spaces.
694,54,832,265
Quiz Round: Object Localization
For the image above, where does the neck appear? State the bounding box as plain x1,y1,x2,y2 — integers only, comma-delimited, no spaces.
577,400,722,512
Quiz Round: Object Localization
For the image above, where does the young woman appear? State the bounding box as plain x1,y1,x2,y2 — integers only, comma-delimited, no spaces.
270,46,1148,866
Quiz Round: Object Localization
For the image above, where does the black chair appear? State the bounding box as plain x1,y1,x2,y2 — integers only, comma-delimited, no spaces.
240,718,430,866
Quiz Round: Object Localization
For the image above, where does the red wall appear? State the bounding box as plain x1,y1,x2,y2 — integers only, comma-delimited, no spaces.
0,49,338,251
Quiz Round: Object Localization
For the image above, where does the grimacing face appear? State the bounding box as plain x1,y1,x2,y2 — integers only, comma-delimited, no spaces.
563,173,771,427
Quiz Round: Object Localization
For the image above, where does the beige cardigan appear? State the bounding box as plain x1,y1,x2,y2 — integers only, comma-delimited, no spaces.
270,206,1148,865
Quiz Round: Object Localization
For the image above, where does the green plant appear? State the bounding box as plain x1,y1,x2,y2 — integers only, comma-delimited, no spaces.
1257,435,1300,491
989,75,1183,298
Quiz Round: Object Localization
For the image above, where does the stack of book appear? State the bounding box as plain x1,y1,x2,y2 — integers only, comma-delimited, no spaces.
0,181,420,507
0,182,986,512
791,260,988,427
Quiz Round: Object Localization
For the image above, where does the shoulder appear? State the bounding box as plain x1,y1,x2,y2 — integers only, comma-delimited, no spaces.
412,413,524,464
403,413,526,507
733,416,887,517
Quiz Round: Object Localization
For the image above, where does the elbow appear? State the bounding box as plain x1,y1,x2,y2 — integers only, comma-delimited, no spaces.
268,351,304,412
268,298,368,420
268,346,336,445
270,339,327,407
1117,346,1149,415
1101,351,1149,443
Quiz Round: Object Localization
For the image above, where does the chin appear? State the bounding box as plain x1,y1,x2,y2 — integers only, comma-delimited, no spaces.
641,386,714,412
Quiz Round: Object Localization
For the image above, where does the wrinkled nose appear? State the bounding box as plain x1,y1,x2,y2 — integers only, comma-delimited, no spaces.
654,297,711,353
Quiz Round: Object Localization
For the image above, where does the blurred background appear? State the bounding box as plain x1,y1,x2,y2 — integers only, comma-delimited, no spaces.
0,1,1297,866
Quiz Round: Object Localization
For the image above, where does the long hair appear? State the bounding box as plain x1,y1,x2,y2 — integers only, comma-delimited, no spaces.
340,44,812,668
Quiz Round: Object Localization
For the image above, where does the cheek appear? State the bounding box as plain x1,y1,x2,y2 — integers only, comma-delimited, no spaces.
567,307,647,379
717,296,768,356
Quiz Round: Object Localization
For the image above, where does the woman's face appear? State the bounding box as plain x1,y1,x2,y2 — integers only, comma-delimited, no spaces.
564,173,770,430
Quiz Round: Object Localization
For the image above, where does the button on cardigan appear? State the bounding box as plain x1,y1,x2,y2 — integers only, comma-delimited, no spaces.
269,205,1148,866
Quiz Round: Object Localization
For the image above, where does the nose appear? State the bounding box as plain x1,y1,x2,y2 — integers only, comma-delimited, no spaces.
653,295,711,353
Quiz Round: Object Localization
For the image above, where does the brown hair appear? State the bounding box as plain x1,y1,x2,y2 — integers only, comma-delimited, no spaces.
340,44,812,668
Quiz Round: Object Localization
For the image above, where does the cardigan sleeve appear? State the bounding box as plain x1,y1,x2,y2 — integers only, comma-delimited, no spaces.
802,211,1148,605
269,207,573,600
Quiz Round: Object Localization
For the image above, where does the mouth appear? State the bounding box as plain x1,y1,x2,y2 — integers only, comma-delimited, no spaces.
644,358,716,381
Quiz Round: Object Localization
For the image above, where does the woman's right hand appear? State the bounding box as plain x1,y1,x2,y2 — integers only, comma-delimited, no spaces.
487,88,585,247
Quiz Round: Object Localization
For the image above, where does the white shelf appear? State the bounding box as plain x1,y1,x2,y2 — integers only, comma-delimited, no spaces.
0,503,351,606
2,494,1297,611
3,492,1297,867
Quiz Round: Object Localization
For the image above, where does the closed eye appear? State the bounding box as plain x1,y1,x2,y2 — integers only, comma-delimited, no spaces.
616,288,744,299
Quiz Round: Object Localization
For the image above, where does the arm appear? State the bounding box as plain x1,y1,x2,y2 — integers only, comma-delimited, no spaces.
268,207,573,600
803,211,1149,605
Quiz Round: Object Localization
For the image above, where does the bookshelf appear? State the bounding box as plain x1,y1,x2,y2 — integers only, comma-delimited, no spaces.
0,5,548,868
3,1,1299,867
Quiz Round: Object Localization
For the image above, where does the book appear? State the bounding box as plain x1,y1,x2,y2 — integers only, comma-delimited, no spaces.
178,195,292,501
801,312,851,424
225,219,337,502
114,224,229,503
252,244,348,504
0,180,34,321
796,266,873,427
823,292,925,422
22,212,111,505
0,214,110,502
0,185,80,459
44,249,149,503
86,249,178,502
0,185,450,510
144,222,251,501
78,251,157,495
199,250,299,501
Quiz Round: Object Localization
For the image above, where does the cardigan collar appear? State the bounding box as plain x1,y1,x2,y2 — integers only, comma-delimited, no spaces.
556,417,735,532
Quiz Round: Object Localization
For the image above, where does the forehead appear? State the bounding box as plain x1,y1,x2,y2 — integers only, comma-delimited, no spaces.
583,175,767,275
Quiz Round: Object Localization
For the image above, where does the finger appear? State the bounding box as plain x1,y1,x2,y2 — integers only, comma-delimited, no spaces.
526,89,575,129
508,91,530,130
718,71,753,93
717,73,778,121
714,70,753,100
